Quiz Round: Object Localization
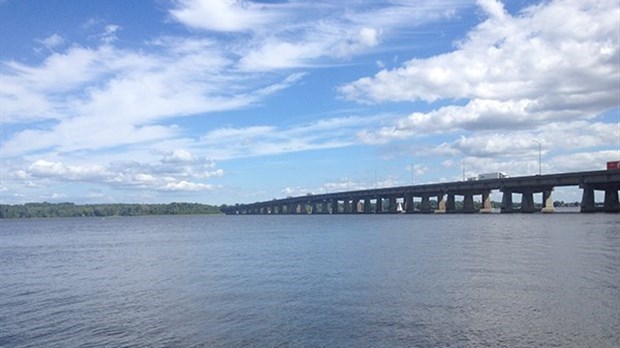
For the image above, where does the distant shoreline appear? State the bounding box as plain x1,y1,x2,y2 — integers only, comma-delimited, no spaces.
0,202,224,219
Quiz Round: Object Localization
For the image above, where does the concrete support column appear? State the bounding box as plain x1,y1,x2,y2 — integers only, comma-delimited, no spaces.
321,201,329,214
388,196,397,213
331,199,339,214
501,190,515,213
603,187,619,212
446,194,456,213
420,195,432,213
375,197,383,213
520,190,536,213
580,185,595,213
462,194,476,213
364,199,372,213
542,190,555,213
289,203,297,214
405,193,415,213
352,199,360,213
435,194,446,213
341,199,350,214
480,191,493,213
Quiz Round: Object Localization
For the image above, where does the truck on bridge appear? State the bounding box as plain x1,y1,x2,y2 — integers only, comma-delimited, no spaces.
467,172,508,181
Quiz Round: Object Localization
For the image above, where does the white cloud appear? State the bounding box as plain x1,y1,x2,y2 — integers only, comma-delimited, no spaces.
161,180,213,192
199,115,383,160
230,0,469,71
38,34,66,50
341,0,619,136
424,120,619,159
28,159,109,181
12,150,222,193
1,30,305,157
162,149,194,163
341,0,620,113
101,25,121,43
169,0,284,32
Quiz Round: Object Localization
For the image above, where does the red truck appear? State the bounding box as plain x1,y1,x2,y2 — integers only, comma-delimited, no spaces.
607,161,620,170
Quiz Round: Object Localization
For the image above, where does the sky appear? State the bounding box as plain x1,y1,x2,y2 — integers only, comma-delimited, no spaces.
1,0,619,205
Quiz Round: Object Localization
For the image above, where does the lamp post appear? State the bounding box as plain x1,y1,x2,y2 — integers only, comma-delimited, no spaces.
533,140,542,175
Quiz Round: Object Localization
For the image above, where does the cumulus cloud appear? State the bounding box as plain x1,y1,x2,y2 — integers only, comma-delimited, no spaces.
342,0,619,138
28,160,109,181
17,150,222,193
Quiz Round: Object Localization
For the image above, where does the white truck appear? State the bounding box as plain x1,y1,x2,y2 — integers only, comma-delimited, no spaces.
477,172,508,180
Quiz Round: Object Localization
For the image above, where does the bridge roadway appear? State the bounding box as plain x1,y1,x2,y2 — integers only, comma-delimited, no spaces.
222,170,620,215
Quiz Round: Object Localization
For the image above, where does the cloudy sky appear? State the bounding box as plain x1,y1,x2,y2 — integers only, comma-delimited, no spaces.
1,0,618,205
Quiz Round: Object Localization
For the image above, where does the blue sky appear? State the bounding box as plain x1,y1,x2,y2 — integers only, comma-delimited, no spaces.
1,0,619,205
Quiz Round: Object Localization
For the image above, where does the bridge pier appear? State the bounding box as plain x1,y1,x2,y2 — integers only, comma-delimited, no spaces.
500,189,516,213
343,199,351,214
330,199,339,214
580,185,595,212
435,194,446,213
320,200,329,214
364,198,372,213
405,193,415,213
542,190,555,213
501,186,555,213
446,194,456,213
604,187,619,212
581,183,620,212
520,190,536,213
375,197,383,213
462,193,476,213
480,191,493,213
420,195,432,213
388,196,397,213
351,198,359,213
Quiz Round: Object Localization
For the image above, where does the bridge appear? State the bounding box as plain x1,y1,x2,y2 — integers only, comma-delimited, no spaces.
221,170,620,215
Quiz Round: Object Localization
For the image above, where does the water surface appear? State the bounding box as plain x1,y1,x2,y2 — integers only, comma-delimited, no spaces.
1,214,618,347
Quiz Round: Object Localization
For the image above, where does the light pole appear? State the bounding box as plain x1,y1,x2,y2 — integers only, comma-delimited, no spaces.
533,140,542,175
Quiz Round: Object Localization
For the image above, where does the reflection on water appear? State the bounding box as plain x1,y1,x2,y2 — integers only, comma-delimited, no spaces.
1,214,618,347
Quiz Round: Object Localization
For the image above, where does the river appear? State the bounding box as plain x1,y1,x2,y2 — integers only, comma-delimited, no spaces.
1,214,618,347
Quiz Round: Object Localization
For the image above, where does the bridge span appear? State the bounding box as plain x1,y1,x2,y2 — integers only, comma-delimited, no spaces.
222,170,620,215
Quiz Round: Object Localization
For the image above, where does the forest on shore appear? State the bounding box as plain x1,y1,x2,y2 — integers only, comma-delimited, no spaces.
0,202,223,219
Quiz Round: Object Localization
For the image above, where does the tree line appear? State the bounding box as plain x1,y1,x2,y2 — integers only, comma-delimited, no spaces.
0,202,223,219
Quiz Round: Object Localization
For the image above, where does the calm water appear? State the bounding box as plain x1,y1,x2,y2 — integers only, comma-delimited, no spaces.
0,214,618,347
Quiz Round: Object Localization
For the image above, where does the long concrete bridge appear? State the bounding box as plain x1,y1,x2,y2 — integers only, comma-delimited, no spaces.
222,170,620,215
